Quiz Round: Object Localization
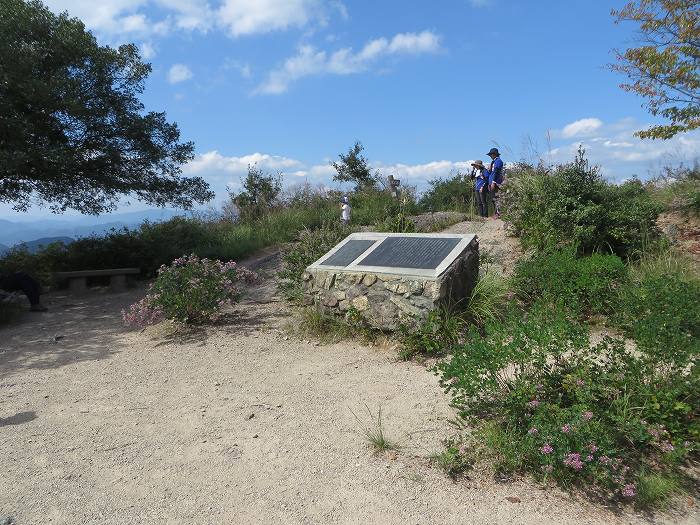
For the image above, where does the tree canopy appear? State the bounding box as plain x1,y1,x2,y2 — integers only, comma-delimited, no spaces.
610,0,700,139
0,0,213,214
331,141,377,191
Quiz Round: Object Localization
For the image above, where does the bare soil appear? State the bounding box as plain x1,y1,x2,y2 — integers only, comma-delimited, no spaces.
1,220,697,524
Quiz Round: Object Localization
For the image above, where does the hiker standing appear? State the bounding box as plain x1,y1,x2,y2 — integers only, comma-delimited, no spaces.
470,160,490,218
341,196,351,226
487,147,505,218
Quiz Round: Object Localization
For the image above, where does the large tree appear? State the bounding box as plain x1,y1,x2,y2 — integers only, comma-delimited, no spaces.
0,0,213,214
609,0,700,139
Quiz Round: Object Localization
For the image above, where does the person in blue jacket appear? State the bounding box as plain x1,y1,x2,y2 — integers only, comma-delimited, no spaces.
470,160,490,217
486,148,505,218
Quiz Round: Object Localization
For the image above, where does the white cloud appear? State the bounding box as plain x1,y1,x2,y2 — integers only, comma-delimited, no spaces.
184,151,302,177
547,117,700,180
560,117,603,138
43,0,337,41
257,30,443,94
183,150,477,196
140,42,156,59
217,0,325,37
168,64,193,84
223,58,252,78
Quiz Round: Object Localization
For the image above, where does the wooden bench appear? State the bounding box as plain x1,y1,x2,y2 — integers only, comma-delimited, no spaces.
54,268,140,293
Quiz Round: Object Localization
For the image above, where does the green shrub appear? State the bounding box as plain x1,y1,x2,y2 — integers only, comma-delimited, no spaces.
648,162,700,216
278,222,349,301
122,254,257,326
374,212,416,233
349,188,418,226
398,308,466,360
436,306,698,505
418,172,476,213
502,150,663,257
613,255,700,376
513,250,628,318
431,440,474,478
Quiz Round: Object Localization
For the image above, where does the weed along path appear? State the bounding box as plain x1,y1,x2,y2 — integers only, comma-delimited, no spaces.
0,220,695,525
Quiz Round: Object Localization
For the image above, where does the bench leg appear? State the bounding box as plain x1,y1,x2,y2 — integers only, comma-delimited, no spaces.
68,277,87,294
110,274,127,292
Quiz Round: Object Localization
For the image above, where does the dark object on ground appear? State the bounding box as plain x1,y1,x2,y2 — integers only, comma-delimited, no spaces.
0,410,37,427
0,271,45,310
54,268,139,293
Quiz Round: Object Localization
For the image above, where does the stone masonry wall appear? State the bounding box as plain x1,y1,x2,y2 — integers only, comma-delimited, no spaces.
302,240,478,330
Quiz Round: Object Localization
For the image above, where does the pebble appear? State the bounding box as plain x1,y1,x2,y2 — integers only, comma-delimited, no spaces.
246,413,255,420
253,434,259,439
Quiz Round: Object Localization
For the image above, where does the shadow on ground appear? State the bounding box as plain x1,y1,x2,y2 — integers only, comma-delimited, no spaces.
0,410,37,427
0,288,140,377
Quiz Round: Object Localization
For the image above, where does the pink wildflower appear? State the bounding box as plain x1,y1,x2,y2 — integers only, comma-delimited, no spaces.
541,443,553,454
582,411,593,421
660,441,675,453
621,484,636,498
576,379,585,387
586,455,594,462
528,427,539,435
527,399,540,408
561,424,572,434
588,443,598,453
598,455,611,465
563,453,584,471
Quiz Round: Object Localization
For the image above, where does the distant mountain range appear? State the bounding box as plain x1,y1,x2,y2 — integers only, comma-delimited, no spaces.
0,208,187,253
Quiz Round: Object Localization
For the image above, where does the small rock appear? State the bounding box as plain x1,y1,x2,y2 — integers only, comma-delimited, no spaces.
246,413,255,420
214,382,221,386
252,434,259,438
505,496,521,503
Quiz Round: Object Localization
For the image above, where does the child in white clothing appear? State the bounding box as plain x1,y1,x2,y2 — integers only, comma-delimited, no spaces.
341,196,351,225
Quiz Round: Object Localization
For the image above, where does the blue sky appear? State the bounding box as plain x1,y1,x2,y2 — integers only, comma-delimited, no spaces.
4,0,700,219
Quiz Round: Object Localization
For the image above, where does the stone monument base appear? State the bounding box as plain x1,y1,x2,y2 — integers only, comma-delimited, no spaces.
302,235,478,330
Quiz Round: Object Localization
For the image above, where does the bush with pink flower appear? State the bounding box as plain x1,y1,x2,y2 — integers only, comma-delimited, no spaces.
122,254,257,326
437,303,697,508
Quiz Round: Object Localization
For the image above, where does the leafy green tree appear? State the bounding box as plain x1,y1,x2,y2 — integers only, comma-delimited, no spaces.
332,141,377,191
0,0,213,214
609,0,700,139
229,165,282,221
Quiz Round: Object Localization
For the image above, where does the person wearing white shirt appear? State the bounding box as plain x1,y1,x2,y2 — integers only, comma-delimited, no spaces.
341,196,351,225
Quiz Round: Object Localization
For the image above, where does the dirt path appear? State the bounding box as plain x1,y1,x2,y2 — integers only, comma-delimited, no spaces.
1,222,696,525
444,217,523,276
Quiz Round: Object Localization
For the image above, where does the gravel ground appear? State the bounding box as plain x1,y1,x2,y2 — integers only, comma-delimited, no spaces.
1,221,697,525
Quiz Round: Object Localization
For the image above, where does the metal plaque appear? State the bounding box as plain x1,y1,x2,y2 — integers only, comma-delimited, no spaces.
357,236,460,270
319,239,376,267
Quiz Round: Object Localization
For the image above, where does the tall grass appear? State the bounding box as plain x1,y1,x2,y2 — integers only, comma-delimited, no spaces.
350,404,399,453
213,205,337,262
463,272,509,326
